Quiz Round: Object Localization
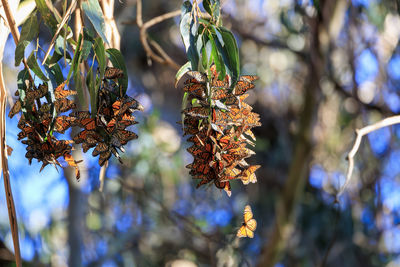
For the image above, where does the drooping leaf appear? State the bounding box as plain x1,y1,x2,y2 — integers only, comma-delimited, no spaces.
94,37,106,79
86,67,96,117
80,29,95,62
15,12,39,66
81,0,109,44
180,1,199,70
27,51,49,81
209,33,226,80
215,26,240,85
175,61,192,88
106,48,128,95
35,0,59,34
66,34,82,83
203,0,220,23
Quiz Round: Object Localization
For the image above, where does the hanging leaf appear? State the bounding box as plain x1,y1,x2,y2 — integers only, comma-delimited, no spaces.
106,48,128,95
86,67,96,117
80,29,95,63
175,61,192,88
81,0,109,44
215,27,240,85
203,0,220,23
208,33,226,80
94,37,106,79
15,12,39,66
35,0,59,34
180,1,199,70
27,51,49,81
66,34,82,83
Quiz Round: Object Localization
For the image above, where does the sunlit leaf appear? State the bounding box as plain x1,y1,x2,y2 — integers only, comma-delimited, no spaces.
81,0,109,44
15,12,39,66
215,26,240,85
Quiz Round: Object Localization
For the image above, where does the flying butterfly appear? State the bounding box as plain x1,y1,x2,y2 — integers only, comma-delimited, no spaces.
237,205,257,238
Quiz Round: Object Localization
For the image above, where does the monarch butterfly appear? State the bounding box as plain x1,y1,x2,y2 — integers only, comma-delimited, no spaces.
55,99,76,113
54,81,77,99
237,205,257,238
214,180,231,197
183,107,210,118
185,71,207,83
104,67,124,79
98,150,112,166
241,165,260,185
93,142,109,157
9,100,21,118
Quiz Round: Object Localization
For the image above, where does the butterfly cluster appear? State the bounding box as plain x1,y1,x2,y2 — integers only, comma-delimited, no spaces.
9,80,80,178
181,66,261,196
71,67,143,166
9,67,142,176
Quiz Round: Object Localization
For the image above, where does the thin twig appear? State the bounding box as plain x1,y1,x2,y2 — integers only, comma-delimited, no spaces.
337,115,400,197
136,0,180,70
42,0,77,64
0,1,21,266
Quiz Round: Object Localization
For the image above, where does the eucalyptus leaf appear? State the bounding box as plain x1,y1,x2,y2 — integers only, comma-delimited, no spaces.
27,51,49,81
209,33,226,80
175,61,192,88
15,12,39,66
82,0,109,44
106,48,128,95
35,0,59,34
86,67,96,117
94,37,106,79
215,27,240,85
80,29,95,62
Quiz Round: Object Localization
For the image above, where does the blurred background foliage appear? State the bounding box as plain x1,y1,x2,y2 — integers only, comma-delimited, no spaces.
2,0,400,266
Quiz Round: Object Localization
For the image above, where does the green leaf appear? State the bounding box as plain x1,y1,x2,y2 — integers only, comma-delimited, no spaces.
175,61,192,87
15,12,39,66
203,0,213,16
48,63,64,85
215,26,240,85
73,70,86,109
80,29,95,62
66,34,82,83
86,67,96,117
27,51,49,81
209,33,226,80
35,0,59,34
81,0,109,44
106,48,128,95
180,2,199,70
94,37,106,79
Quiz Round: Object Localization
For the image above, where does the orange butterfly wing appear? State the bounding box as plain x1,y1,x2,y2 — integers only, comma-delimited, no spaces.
237,205,257,238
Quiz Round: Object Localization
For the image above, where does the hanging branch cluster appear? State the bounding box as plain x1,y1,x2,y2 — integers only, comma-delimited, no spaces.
176,0,261,196
7,0,141,178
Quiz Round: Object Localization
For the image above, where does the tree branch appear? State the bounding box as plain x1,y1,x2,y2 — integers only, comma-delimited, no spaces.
0,1,23,266
136,1,181,70
337,115,400,197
